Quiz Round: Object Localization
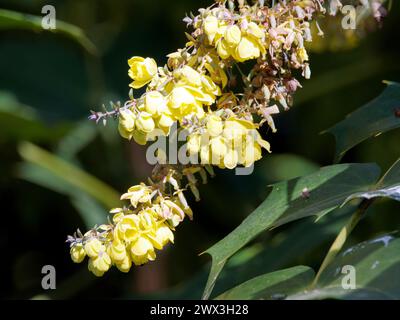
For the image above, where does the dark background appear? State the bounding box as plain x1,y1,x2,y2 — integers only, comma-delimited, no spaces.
0,0,399,299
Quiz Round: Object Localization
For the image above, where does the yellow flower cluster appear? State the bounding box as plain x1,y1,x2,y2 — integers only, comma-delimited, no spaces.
120,63,223,145
72,0,386,276
128,57,158,89
188,113,271,169
201,13,266,62
70,206,176,277
69,167,202,276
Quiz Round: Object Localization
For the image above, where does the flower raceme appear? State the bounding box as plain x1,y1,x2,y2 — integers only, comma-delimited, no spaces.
70,0,387,276
203,14,266,62
68,166,206,277
186,113,271,169
128,56,158,89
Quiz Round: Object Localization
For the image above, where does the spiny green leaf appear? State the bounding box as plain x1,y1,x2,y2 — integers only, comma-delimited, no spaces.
210,205,353,297
289,235,400,300
344,158,400,204
325,82,400,162
216,266,315,300
202,163,380,299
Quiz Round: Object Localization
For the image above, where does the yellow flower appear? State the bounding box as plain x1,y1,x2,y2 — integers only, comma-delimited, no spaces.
128,56,157,89
150,224,174,250
136,112,155,133
130,236,156,266
121,183,153,208
132,130,148,145
217,39,232,60
201,75,221,96
225,25,242,46
70,243,86,263
223,149,239,169
168,86,196,110
234,36,261,62
118,109,137,140
239,131,270,167
256,132,271,153
88,259,105,277
110,241,127,263
115,214,140,242
241,142,262,167
203,15,219,43
187,134,201,155
247,22,264,39
116,255,132,273
110,208,127,224
297,47,309,63
84,238,103,259
138,208,158,230
88,251,112,276
159,199,186,225
200,143,211,165
144,91,167,115
210,136,228,165
206,114,224,137
119,109,136,132
156,113,175,135
223,118,253,142
174,66,202,87
118,123,132,140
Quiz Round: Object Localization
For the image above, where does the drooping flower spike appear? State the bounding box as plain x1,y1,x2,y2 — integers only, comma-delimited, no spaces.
68,0,387,276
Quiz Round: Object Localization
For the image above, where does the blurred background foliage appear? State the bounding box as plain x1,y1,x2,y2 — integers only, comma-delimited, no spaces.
0,0,399,299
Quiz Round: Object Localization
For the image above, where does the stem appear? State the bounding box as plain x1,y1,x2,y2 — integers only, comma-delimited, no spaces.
312,199,374,286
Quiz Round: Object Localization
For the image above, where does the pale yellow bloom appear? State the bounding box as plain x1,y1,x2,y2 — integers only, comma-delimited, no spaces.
145,91,167,115
234,36,261,62
114,214,140,242
132,130,148,145
151,224,174,250
121,184,153,208
128,56,157,89
70,244,86,263
110,241,127,263
168,86,196,110
225,25,242,46
174,66,202,87
119,109,136,132
116,255,132,273
130,236,156,266
206,114,223,137
210,136,228,164
217,39,232,60
136,112,156,133
223,149,239,169
187,134,202,155
203,15,219,43
84,238,103,259
88,251,112,276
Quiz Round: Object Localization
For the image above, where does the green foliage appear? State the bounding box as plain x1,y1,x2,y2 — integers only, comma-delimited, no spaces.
0,91,70,142
216,266,315,300
1,0,399,300
0,8,96,54
17,142,120,228
344,158,400,203
326,82,400,162
203,163,380,298
18,142,120,208
203,82,400,300
290,236,400,300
